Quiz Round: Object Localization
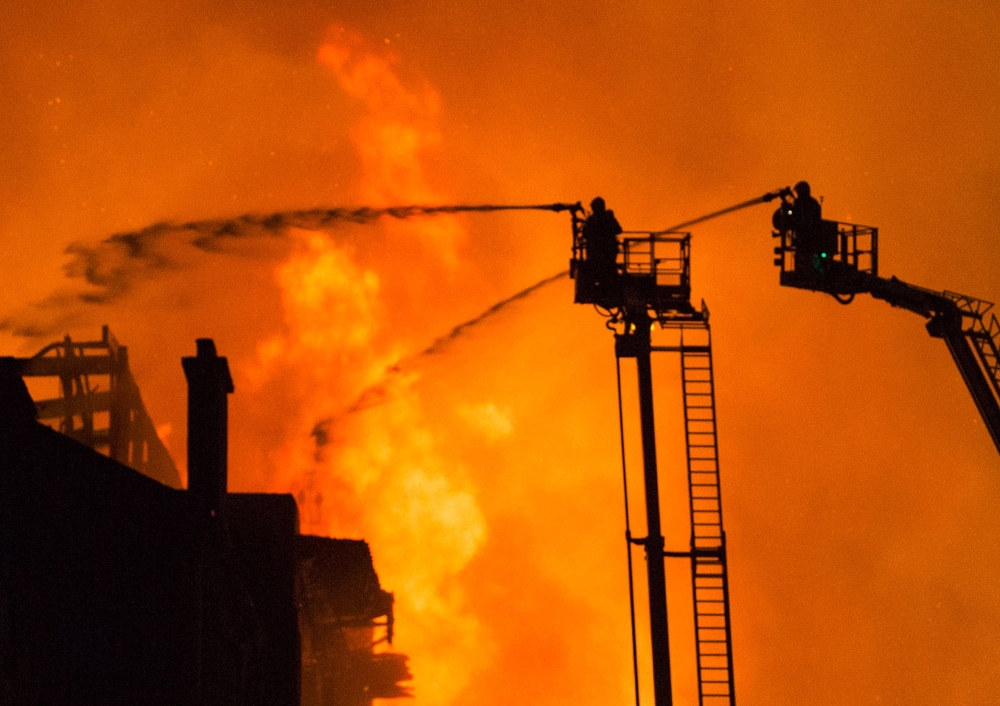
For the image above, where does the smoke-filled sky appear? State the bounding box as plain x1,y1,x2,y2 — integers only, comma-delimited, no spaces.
4,2,1000,705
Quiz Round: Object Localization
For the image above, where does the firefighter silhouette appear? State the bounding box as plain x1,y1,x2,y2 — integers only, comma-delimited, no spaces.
772,181,834,274
583,197,623,293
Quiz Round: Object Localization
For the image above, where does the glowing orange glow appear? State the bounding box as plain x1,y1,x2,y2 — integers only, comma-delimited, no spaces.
4,5,1000,706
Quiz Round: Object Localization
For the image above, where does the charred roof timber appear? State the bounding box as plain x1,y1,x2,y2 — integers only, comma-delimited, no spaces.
11,325,181,487
0,328,410,706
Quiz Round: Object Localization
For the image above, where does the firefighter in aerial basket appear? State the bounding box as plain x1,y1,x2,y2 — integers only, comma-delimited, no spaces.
773,181,827,273
583,197,623,296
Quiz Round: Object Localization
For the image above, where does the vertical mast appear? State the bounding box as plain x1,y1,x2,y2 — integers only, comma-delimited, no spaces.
632,320,674,706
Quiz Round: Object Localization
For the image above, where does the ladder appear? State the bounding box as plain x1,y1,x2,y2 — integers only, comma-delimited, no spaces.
680,324,736,706
944,292,1000,399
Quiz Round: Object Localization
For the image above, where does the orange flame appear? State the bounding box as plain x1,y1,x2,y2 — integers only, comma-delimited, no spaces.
318,26,463,269
255,28,495,704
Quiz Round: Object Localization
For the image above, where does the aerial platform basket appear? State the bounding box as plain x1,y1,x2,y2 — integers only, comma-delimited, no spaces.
774,218,879,295
571,229,700,323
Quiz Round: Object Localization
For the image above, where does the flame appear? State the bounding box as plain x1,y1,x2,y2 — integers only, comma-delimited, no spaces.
254,30,495,704
12,9,1000,706
318,26,463,269
254,30,639,706
457,402,514,442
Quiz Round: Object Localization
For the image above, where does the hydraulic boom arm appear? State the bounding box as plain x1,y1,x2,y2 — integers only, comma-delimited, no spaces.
870,276,1000,453
772,205,1000,456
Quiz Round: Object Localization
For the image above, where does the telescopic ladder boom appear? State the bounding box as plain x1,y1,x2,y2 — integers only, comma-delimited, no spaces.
772,208,1000,456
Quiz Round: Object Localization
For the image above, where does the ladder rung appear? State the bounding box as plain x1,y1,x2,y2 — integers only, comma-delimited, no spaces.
691,489,719,498
697,632,728,641
694,587,727,595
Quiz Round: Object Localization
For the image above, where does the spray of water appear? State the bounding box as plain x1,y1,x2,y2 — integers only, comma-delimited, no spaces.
311,268,569,443
77,202,577,298
0,202,578,336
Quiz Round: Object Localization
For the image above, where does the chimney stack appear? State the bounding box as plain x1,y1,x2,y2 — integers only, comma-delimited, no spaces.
182,339,234,517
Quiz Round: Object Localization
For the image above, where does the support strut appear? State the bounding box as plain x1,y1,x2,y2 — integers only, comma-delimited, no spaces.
620,321,674,706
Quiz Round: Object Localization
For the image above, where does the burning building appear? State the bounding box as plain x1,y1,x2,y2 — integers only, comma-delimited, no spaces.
0,328,410,705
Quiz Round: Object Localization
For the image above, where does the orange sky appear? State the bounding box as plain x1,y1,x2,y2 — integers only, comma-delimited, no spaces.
3,2,1000,705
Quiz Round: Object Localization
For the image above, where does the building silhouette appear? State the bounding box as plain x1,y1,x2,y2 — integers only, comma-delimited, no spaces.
0,330,409,705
